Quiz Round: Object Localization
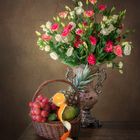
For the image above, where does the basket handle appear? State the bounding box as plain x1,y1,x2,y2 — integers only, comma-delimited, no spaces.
32,79,79,102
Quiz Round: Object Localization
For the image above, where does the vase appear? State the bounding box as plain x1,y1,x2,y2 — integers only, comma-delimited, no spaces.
66,65,107,128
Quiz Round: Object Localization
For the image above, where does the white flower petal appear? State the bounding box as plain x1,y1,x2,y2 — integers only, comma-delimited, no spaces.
44,45,50,52
66,47,74,57
50,52,58,60
46,21,52,29
118,61,123,69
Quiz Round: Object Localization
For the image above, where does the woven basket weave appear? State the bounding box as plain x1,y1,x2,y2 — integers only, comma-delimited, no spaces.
32,79,81,140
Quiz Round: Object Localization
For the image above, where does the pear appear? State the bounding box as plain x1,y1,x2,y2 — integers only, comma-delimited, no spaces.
62,106,79,121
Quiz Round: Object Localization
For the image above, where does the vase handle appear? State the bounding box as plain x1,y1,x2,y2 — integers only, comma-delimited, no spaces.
94,68,107,95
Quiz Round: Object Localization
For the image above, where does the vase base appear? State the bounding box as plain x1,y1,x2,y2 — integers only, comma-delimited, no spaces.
81,110,102,128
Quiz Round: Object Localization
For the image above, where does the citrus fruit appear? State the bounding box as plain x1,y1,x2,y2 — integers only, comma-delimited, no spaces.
62,106,79,121
52,92,66,107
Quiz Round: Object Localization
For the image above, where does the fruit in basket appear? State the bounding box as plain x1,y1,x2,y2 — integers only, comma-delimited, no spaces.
52,92,66,107
48,113,57,121
29,94,57,123
62,106,79,121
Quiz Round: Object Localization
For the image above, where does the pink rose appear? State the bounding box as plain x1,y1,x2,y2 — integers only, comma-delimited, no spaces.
59,11,68,19
76,29,84,36
41,34,52,41
98,5,107,11
87,54,96,65
61,28,70,37
74,40,83,48
51,23,59,31
114,45,123,57
89,36,97,46
84,10,94,17
89,0,97,4
82,21,88,26
104,41,113,53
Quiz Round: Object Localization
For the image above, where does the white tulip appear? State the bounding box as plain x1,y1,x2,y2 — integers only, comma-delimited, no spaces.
119,70,123,74
78,1,83,7
122,42,132,56
74,7,84,15
55,34,62,42
107,62,113,68
66,47,74,57
50,52,58,60
118,61,123,69
44,45,50,52
46,21,52,29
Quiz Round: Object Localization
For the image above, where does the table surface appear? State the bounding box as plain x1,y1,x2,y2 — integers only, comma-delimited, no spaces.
18,122,140,140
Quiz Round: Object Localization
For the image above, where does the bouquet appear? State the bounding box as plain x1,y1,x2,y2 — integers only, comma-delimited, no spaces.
36,0,133,73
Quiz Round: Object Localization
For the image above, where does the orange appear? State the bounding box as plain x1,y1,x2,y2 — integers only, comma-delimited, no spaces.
52,92,66,107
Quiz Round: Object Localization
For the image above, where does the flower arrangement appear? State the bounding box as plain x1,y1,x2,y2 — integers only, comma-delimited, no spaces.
36,0,133,73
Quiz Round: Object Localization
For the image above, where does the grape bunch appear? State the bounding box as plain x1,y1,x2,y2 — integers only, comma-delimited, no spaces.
29,95,58,123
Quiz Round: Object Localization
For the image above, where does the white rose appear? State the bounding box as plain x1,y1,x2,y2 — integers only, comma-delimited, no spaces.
108,24,115,32
122,42,132,56
100,28,110,35
50,52,58,60
70,11,75,17
118,61,123,69
107,62,113,68
123,45,132,55
78,1,83,7
55,34,62,42
44,45,50,52
46,21,52,29
66,47,74,57
74,7,84,15
62,37,68,43
111,15,119,23
103,16,108,22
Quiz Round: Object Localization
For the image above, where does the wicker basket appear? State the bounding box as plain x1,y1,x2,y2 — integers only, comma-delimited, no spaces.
32,79,81,140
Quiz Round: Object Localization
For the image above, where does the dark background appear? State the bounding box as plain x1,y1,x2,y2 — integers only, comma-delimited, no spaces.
0,0,140,140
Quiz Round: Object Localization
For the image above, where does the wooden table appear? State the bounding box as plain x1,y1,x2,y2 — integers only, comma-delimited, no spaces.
18,122,140,140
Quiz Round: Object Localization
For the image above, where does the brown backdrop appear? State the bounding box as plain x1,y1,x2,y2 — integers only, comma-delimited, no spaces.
0,0,140,140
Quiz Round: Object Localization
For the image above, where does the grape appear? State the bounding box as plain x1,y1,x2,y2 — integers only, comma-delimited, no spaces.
34,108,41,115
36,115,43,122
40,102,46,108
44,104,51,112
29,102,33,107
42,98,49,104
37,95,44,101
51,104,57,110
41,110,48,117
31,109,35,115
41,118,46,123
33,102,41,109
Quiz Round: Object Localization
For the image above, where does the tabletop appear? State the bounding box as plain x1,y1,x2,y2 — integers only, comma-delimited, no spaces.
18,122,140,140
